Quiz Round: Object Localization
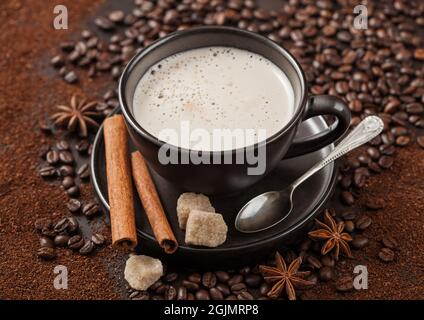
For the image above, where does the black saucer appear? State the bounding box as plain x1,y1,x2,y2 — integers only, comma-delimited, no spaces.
91,110,338,268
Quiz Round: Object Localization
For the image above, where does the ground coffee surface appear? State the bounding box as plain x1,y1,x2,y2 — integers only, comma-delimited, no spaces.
0,0,423,300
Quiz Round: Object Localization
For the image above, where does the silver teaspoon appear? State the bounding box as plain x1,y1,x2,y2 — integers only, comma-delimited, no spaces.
235,116,384,233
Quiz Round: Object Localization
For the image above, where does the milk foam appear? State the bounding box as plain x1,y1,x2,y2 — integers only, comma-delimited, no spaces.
133,46,295,151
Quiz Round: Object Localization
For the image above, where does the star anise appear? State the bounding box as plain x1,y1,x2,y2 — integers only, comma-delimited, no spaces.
259,252,314,300
308,210,353,260
51,94,99,137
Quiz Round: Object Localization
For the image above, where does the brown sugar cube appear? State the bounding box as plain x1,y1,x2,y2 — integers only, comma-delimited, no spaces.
176,192,215,229
185,210,227,247
124,255,163,290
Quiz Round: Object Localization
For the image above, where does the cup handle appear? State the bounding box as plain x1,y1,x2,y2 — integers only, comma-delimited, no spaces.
284,95,351,158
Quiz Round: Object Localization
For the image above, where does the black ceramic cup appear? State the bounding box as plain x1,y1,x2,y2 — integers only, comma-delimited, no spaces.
119,26,351,194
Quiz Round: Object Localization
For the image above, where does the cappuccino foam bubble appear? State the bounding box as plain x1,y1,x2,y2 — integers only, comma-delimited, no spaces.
133,46,295,151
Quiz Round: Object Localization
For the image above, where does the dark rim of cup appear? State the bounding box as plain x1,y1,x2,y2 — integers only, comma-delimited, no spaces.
119,26,308,154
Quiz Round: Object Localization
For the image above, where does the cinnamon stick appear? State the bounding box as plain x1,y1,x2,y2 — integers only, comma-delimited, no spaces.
131,151,178,254
104,115,137,249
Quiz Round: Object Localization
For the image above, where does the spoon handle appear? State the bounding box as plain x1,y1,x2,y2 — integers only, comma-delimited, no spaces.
291,116,384,190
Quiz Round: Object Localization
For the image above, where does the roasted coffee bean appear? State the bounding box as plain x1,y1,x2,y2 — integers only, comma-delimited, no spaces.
54,234,70,247
351,234,369,249
379,248,395,262
344,220,355,233
378,156,393,169
215,271,230,283
177,286,187,300
108,10,125,23
336,276,353,292
319,266,333,282
355,215,372,230
62,176,75,189
306,255,322,269
58,165,74,177
321,255,335,268
51,55,65,68
91,233,105,246
379,144,396,156
77,163,90,179
64,71,78,84
244,274,261,288
259,282,271,296
237,291,254,300
226,295,237,300
54,218,69,233
367,147,380,160
396,135,410,146
151,295,164,300
181,280,199,291
66,185,80,197
187,273,201,284
41,225,56,238
165,286,177,300
46,150,59,164
67,217,79,233
382,235,399,250
231,283,247,294
67,198,81,213
79,240,94,255
75,139,90,153
353,170,366,188
95,16,115,30
82,201,100,218
417,136,424,149
133,291,150,300
365,197,386,210
59,151,74,164
149,280,163,291
164,272,178,283
35,218,51,232
195,289,210,300
68,235,84,250
358,154,371,166
202,272,217,288
341,191,355,206
37,247,56,260
216,283,230,296
227,274,243,286
209,287,224,300
128,291,140,299
40,236,54,248
340,175,352,189
156,284,168,295
39,166,57,178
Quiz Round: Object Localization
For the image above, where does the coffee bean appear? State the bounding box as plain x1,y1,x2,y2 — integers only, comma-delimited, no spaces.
108,10,125,23
237,291,254,300
341,191,355,206
231,283,247,294
225,295,238,300
67,217,79,233
319,266,333,282
95,16,115,30
59,151,73,164
227,274,243,286
341,211,356,220
165,286,177,300
382,235,399,250
41,225,56,238
216,283,230,296
149,280,163,291
365,197,386,210
64,71,78,84
58,165,74,177
187,273,201,283
40,236,54,248
54,234,70,247
244,274,261,288
239,266,251,275
321,255,335,268
378,156,394,169
54,218,69,234
151,295,164,300
417,136,424,149
79,240,94,255
46,150,59,164
215,271,230,283
75,139,90,153
68,235,84,250
182,280,199,291
133,291,150,300
91,233,105,246
82,201,100,218
355,215,372,230
209,287,224,300
195,289,210,300
177,286,187,300
378,248,395,262
379,144,396,156
66,185,80,197
340,175,352,189
344,220,355,233
306,255,322,269
128,291,140,299
155,284,169,295
202,272,217,288
164,272,178,283
336,276,353,292
259,282,271,296
77,163,90,179
39,166,57,178
351,234,369,249
51,55,65,68
67,198,81,213
62,176,75,189
37,247,56,260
